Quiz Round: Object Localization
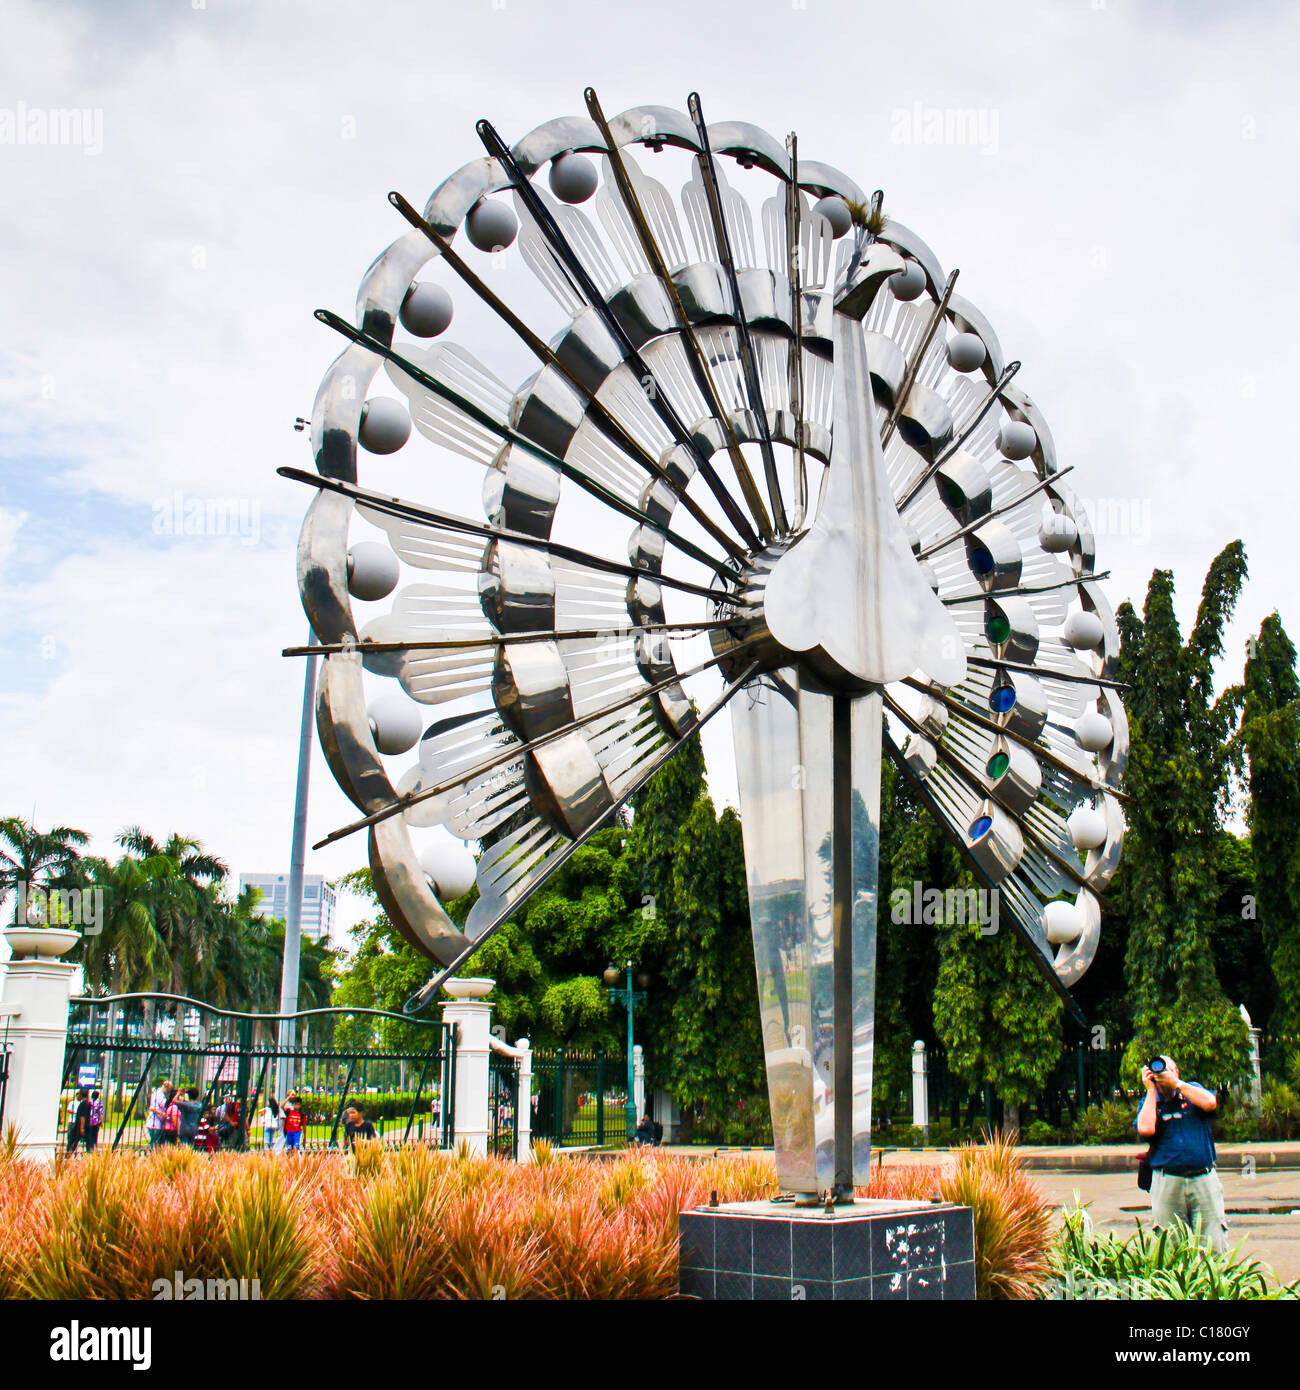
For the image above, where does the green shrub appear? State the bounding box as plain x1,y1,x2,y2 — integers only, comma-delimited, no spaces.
1022,1120,1058,1145
1259,1080,1300,1141
294,1091,434,1126
1214,1092,1258,1143
1073,1100,1138,1144
1047,1205,1300,1300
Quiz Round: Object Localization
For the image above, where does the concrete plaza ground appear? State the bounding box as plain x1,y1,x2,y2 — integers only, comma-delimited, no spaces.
880,1143,1300,1283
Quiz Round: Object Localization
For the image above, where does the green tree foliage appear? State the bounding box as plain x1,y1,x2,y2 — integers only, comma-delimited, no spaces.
622,740,766,1142
1237,612,1300,1044
872,761,946,1113
1208,831,1273,1034
1116,541,1251,1085
931,874,1064,1130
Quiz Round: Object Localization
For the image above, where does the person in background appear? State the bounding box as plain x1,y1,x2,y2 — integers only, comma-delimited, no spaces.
87,1090,104,1151
634,1112,656,1147
216,1094,237,1149
175,1086,203,1148
349,1106,377,1147
145,1077,171,1147
281,1094,304,1153
157,1083,180,1146
195,1104,221,1154
259,1095,282,1151
66,1088,91,1154
1136,1054,1226,1254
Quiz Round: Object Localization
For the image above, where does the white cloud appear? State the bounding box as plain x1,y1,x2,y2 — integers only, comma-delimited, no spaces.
2,0,1296,979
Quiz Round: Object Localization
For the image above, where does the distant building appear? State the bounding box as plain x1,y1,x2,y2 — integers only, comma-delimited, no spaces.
238,873,336,945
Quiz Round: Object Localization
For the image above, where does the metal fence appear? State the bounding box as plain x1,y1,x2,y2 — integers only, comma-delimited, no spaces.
531,1047,628,1148
878,1043,1133,1133
59,993,456,1153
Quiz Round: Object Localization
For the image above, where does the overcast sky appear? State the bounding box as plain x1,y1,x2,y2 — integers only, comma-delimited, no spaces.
2,0,1297,962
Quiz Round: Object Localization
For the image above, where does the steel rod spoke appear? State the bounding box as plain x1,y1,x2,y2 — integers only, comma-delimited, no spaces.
579,89,775,542
474,116,764,553
279,463,741,605
940,570,1110,606
687,91,787,533
882,269,959,448
917,465,1075,560
388,191,748,565
314,308,737,583
312,637,766,850
402,655,762,1013
283,617,738,657
896,360,1021,513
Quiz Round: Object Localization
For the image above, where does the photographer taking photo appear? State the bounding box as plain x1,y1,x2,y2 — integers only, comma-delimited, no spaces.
1136,1055,1227,1253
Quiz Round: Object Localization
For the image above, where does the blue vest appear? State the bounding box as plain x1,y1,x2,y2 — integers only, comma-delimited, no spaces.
1141,1083,1216,1175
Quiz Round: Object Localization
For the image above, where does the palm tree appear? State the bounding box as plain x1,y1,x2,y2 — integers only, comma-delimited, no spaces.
0,817,90,923
79,855,166,995
115,828,228,997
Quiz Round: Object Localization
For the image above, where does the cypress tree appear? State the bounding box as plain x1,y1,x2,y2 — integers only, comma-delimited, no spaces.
1117,542,1251,1085
1238,612,1300,1046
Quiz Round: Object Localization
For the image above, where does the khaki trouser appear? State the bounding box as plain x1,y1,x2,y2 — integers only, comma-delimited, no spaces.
1150,1168,1228,1254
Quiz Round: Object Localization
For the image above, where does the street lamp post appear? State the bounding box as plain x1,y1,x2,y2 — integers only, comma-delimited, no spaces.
602,961,647,1141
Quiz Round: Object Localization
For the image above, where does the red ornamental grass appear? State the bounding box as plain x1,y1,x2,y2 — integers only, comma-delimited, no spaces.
0,1138,1051,1300
939,1132,1055,1300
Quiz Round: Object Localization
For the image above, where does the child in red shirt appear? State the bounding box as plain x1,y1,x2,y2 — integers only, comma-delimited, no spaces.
281,1095,304,1152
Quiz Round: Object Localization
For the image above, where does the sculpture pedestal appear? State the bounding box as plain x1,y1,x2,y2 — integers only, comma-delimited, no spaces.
678,1199,975,1301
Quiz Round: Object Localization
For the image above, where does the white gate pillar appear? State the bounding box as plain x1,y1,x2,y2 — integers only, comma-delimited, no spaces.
1,927,81,1163
911,1039,930,1137
515,1037,532,1160
1241,1005,1263,1110
440,978,494,1156
633,1043,646,1120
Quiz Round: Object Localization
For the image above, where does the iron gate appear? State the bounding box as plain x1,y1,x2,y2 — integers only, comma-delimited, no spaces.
489,1052,518,1159
59,993,456,1153
531,1047,628,1148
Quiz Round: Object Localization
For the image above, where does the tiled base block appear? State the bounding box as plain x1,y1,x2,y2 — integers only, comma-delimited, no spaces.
678,1198,975,1301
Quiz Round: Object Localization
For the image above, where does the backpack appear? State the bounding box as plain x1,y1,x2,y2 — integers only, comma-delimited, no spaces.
89,1099,105,1127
